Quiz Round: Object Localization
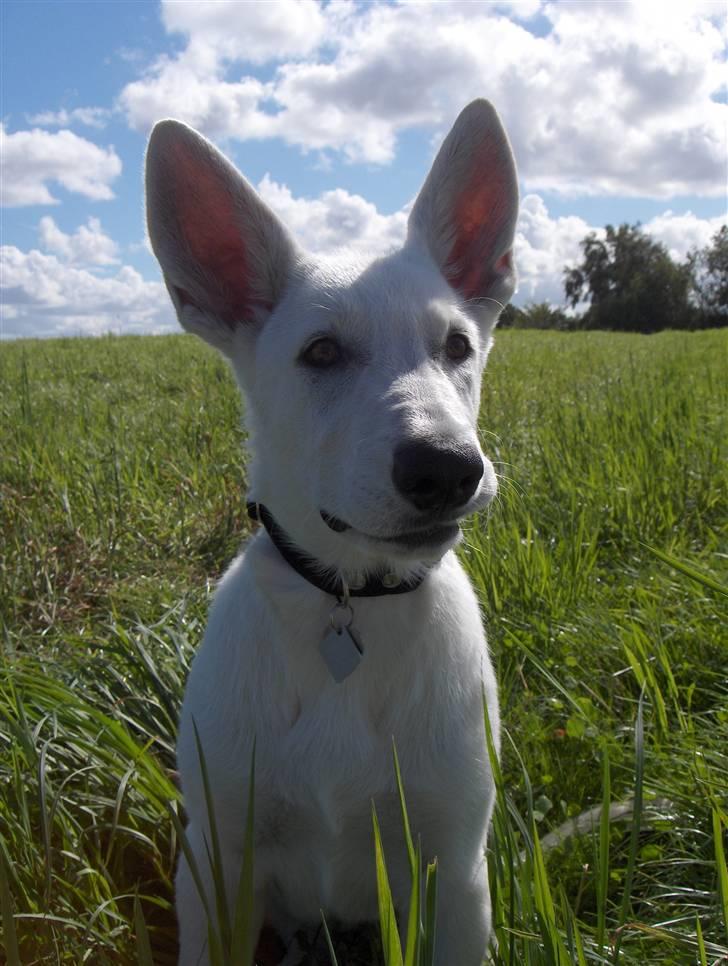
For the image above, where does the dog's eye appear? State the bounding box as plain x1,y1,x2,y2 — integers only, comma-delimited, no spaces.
445,332,472,362
301,337,343,369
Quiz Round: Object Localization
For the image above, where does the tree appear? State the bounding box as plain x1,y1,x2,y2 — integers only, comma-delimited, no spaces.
499,301,572,330
687,225,728,327
564,224,693,332
498,303,520,327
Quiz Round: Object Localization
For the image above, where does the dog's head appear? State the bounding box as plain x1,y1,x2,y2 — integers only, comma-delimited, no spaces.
146,100,518,577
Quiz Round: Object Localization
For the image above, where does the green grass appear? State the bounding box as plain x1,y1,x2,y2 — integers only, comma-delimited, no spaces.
1,329,726,964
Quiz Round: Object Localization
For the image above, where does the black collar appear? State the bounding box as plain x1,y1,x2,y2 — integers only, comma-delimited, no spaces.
246,502,427,599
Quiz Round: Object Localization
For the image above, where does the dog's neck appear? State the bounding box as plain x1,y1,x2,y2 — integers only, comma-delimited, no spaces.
247,502,428,599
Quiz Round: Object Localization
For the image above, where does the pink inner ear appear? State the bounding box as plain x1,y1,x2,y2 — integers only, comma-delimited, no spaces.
445,137,512,301
171,144,254,324
495,251,513,273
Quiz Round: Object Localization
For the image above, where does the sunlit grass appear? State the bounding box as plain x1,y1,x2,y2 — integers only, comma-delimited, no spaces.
1,329,726,963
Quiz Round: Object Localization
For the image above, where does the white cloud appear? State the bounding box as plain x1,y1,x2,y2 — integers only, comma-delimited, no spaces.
643,210,727,261
161,0,327,65
38,216,120,266
0,125,122,206
1,246,175,339
492,0,543,16
120,0,327,138
119,0,727,196
513,194,600,305
120,63,272,141
25,107,111,129
0,230,174,339
257,174,408,254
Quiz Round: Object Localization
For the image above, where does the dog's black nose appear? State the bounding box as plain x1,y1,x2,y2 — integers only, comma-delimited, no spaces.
392,441,484,512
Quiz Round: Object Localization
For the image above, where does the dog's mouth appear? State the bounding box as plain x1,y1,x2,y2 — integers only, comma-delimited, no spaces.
321,511,461,549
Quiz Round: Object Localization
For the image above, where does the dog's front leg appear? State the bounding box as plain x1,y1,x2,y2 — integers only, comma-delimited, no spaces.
432,858,492,966
176,821,266,966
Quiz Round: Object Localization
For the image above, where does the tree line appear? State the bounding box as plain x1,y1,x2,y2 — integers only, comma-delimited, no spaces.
501,223,727,332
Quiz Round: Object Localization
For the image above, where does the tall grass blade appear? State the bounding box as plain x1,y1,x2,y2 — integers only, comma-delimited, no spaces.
596,748,611,953
105,761,137,867
403,838,421,966
695,916,707,966
614,690,645,962
207,921,225,966
482,686,518,966
133,894,154,966
421,859,438,966
560,889,587,966
167,803,213,924
320,909,340,966
372,802,404,966
532,822,570,964
510,635,587,718
571,911,588,966
193,719,230,949
713,809,728,944
230,742,256,966
38,740,52,902
0,851,21,966
642,543,728,597
391,739,421,966
392,739,416,877
482,686,503,788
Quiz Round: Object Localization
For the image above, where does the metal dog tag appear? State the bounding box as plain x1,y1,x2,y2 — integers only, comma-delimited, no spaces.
320,602,363,683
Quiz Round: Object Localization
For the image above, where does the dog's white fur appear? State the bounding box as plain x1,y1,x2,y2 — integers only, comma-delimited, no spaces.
145,99,518,966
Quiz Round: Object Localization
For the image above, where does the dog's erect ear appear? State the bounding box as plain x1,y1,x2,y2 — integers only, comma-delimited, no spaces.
407,99,518,311
145,120,297,354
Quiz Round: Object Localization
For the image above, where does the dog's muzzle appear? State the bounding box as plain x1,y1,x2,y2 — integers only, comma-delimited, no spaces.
392,440,484,513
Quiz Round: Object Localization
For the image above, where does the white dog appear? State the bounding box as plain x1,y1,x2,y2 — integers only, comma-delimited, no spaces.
145,99,518,966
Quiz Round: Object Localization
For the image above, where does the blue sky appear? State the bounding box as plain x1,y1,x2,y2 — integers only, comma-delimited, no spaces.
1,0,726,339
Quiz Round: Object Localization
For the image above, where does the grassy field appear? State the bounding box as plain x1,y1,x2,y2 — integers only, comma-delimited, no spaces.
0,329,726,965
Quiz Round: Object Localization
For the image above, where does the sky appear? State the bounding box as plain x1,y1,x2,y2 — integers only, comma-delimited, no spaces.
1,0,726,340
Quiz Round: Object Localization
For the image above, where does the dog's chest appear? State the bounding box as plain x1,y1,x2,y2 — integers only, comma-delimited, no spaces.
179,544,493,921
256,689,409,922
277,675,393,786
